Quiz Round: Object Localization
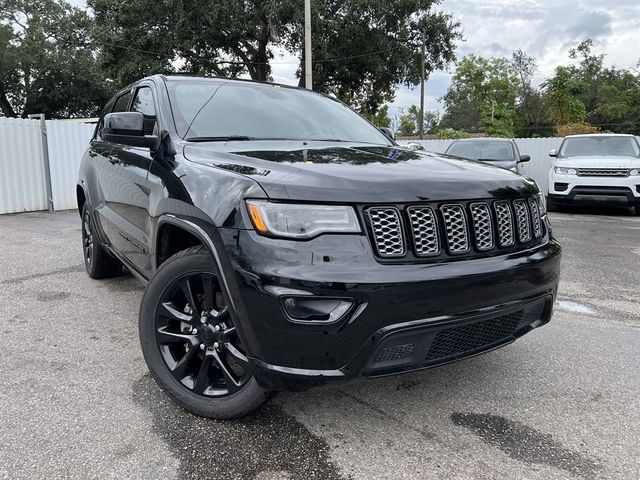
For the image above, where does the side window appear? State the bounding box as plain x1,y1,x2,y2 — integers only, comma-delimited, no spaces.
112,91,133,113
94,98,116,140
131,87,157,135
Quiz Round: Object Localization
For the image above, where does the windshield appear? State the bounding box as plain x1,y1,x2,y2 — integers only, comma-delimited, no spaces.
446,140,515,161
559,136,640,157
166,79,391,145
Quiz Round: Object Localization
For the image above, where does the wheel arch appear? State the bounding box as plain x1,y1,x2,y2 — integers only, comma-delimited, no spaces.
154,215,241,316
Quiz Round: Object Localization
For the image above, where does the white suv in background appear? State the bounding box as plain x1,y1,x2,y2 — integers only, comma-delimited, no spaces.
548,134,640,214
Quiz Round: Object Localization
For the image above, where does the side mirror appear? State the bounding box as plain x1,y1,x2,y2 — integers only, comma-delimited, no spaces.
519,154,531,163
548,149,558,157
103,112,158,148
405,142,425,151
379,127,395,141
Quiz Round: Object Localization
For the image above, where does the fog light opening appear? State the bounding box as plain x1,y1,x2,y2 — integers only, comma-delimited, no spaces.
282,297,354,324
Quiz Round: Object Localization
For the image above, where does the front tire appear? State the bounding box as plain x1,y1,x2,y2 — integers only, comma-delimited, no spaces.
139,246,270,419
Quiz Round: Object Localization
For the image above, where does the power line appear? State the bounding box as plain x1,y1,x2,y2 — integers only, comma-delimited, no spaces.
98,41,408,66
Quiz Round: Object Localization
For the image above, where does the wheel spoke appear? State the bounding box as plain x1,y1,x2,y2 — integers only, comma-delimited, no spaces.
223,341,247,364
212,348,243,391
178,277,199,314
170,345,197,380
160,302,194,323
201,275,216,311
193,352,214,394
157,326,196,345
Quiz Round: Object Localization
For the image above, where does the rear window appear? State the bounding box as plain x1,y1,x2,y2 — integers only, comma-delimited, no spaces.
559,136,640,157
446,140,515,161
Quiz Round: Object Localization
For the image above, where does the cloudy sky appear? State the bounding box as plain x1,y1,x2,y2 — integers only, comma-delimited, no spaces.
269,0,640,118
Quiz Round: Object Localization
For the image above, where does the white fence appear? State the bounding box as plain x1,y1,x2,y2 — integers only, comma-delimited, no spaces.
398,138,563,194
1,118,565,215
0,118,94,214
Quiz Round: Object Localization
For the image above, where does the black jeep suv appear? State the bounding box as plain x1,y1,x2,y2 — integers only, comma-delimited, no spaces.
77,75,561,418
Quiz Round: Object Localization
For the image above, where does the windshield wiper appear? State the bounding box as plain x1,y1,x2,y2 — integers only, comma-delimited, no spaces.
185,136,255,142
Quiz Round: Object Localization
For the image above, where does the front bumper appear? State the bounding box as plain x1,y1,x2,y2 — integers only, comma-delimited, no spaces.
548,172,640,206
220,229,561,391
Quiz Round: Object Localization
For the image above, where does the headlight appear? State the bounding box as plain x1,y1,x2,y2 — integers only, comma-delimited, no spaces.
630,168,639,176
246,200,361,239
535,192,547,216
554,166,577,175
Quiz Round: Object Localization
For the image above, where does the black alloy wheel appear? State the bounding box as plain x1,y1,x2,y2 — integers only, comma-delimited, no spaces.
139,246,270,418
154,271,251,397
82,208,94,269
81,204,122,279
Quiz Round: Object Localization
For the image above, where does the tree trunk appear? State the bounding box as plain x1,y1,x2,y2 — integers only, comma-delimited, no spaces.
0,83,17,117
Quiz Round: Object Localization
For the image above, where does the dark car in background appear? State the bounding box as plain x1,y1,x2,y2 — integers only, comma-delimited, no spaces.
445,138,530,172
77,75,560,418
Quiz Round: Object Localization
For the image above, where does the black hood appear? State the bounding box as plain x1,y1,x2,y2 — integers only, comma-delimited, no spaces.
183,142,538,203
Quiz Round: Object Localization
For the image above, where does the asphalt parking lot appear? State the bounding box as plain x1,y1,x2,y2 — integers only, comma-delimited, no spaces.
0,208,638,480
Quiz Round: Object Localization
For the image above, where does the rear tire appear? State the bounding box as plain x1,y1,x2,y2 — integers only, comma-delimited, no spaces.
634,205,640,216
139,246,271,419
81,204,123,279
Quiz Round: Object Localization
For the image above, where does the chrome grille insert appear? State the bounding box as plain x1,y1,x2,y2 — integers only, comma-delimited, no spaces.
407,206,440,256
469,203,494,251
366,207,405,257
367,197,539,260
577,168,629,177
513,200,531,243
528,197,543,238
441,205,469,254
494,201,515,247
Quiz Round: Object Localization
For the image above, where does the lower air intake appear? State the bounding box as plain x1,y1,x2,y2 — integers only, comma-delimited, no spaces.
425,310,524,362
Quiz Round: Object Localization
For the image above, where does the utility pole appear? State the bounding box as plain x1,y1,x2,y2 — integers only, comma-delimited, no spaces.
419,33,425,139
304,0,313,90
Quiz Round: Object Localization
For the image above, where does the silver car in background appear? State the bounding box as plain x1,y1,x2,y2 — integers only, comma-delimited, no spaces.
445,138,530,172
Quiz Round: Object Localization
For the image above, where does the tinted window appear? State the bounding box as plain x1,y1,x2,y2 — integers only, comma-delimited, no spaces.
559,136,640,157
131,87,157,135
446,140,515,161
167,80,391,145
112,91,132,113
95,98,116,140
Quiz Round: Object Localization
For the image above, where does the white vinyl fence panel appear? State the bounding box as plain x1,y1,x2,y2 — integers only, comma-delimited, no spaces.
0,118,48,214
46,120,95,211
0,118,94,214
398,137,564,194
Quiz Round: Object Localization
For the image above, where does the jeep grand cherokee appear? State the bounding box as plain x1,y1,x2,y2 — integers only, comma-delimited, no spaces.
77,75,561,418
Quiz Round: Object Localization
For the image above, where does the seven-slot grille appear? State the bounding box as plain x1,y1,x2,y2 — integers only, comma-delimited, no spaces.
365,197,544,261
577,168,629,177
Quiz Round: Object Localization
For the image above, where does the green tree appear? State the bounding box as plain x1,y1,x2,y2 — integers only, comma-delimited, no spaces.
0,0,109,118
439,54,519,135
89,0,461,114
287,0,461,115
543,66,587,127
367,104,392,128
394,105,439,136
543,39,640,134
510,49,551,137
